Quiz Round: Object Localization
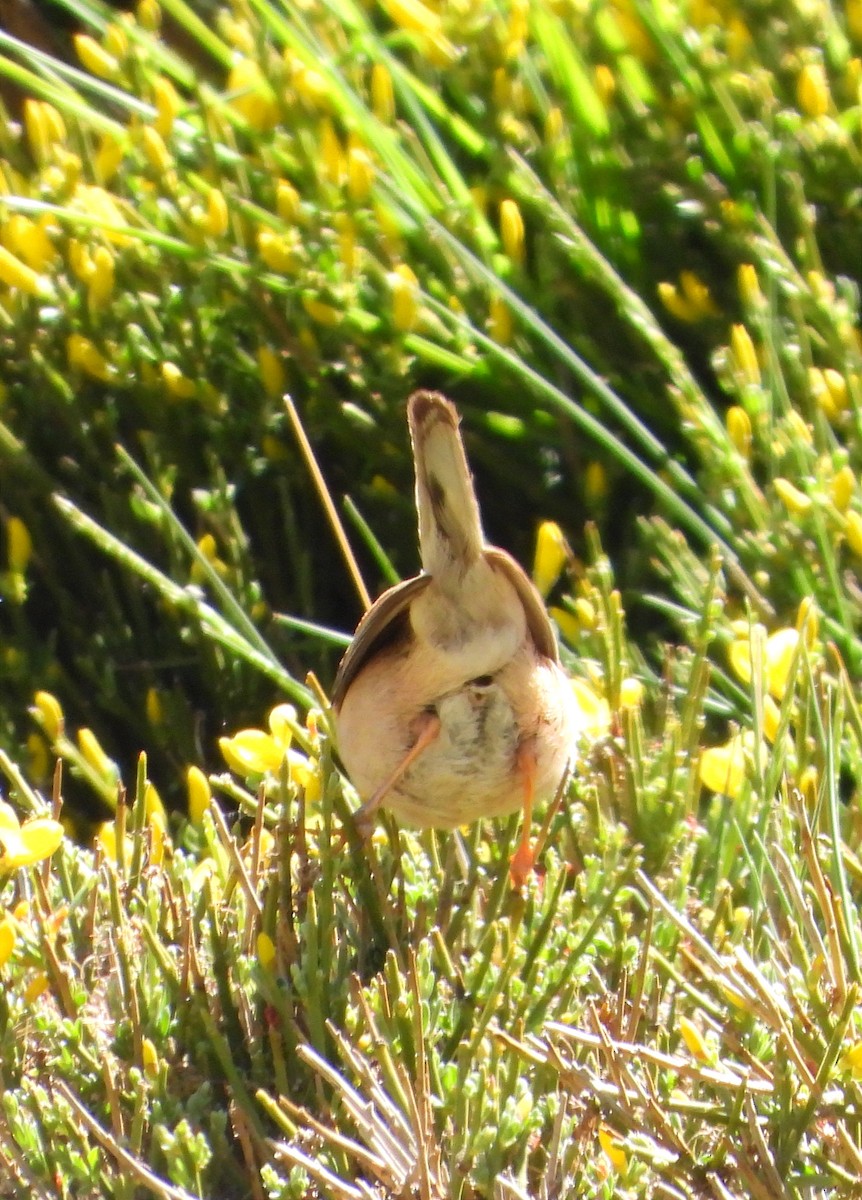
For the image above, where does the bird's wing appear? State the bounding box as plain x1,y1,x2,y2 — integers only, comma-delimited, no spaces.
331,573,433,707
484,547,560,663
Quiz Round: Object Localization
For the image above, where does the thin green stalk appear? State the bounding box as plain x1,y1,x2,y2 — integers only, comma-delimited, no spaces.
53,493,313,706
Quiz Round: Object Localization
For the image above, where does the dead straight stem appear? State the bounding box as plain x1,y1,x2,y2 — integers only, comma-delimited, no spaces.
284,395,372,612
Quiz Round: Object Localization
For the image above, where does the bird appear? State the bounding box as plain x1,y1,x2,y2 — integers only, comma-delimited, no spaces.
331,391,581,886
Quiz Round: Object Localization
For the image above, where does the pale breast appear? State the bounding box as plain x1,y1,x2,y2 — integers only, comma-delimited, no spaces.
336,640,578,830
389,677,523,827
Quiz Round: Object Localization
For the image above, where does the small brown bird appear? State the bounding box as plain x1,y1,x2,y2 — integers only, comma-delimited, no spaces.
332,391,580,885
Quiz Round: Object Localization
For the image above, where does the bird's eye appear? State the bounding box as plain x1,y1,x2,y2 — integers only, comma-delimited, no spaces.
470,674,494,687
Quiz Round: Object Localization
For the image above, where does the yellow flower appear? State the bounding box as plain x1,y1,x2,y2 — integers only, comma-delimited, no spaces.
842,1040,862,1078
203,188,229,238
499,198,525,268
544,106,565,147
276,179,301,223
549,606,580,644
0,915,16,967
96,820,132,864
797,62,830,118
382,0,441,36
223,14,254,53
24,972,49,1003
571,679,611,739
268,703,297,744
727,15,751,59
161,361,196,398
796,596,819,647
24,100,66,163
347,142,374,202
532,521,567,597
145,781,166,825
699,732,753,798
257,229,297,274
227,58,278,131
95,134,125,185
575,597,598,628
658,281,697,322
0,800,64,869
320,118,345,186
809,366,848,419
220,703,309,780
729,626,800,700
389,263,420,332
488,295,512,345
598,1126,627,1172
370,63,395,123
31,691,64,741
148,805,167,866
138,0,161,29
2,215,58,273
142,1037,159,1078
619,677,644,709
774,477,812,516
729,324,760,388
786,411,812,446
153,75,181,138
798,764,818,807
71,185,132,244
679,271,719,317
499,0,525,57
257,931,276,969
67,334,115,382
657,271,717,323
88,245,115,310
78,727,119,783
67,239,92,282
823,369,848,413
74,33,120,80
186,765,211,825
258,346,285,399
737,263,762,308
762,696,782,745
846,510,862,556
679,1016,714,1064
142,125,171,174
726,406,752,458
829,465,855,512
6,516,32,573
594,64,615,106
293,63,329,106
302,295,340,326
104,23,128,60
190,532,228,583
0,245,53,297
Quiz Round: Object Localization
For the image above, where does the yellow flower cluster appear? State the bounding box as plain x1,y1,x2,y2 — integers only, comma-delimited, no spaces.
29,691,171,863
699,603,819,799
2,515,32,605
0,800,63,871
219,703,321,805
657,271,718,323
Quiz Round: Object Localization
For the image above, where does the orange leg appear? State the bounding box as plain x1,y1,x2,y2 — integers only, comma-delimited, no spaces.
353,709,441,837
509,739,537,888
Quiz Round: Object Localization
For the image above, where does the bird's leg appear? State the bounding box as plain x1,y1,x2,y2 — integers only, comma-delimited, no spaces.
509,738,538,888
352,708,442,838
